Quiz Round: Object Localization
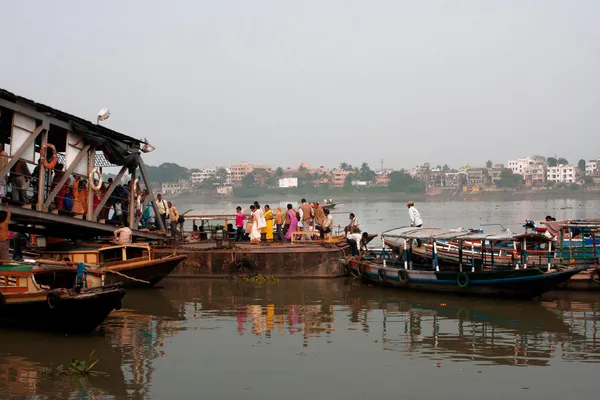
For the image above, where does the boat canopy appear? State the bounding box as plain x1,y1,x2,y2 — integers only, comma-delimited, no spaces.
183,208,252,221
382,227,550,242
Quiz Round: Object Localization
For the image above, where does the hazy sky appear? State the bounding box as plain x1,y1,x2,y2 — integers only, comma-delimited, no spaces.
1,1,599,170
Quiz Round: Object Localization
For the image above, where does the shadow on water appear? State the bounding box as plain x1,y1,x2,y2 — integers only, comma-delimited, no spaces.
1,279,600,398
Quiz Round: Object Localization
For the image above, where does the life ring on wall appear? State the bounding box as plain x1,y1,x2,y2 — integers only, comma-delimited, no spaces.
40,143,58,169
89,168,103,191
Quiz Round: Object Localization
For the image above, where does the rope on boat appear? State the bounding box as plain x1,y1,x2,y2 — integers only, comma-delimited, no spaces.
103,269,150,285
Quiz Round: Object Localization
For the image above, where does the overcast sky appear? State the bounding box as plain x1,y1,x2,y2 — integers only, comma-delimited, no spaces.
1,1,599,170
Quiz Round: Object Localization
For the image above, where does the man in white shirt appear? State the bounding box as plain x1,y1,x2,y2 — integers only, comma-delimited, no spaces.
407,201,423,227
114,226,132,244
156,193,169,231
345,213,362,256
317,209,334,239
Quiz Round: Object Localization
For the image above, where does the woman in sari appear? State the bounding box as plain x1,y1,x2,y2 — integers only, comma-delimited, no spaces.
71,176,84,214
264,205,274,241
284,203,298,241
249,205,261,244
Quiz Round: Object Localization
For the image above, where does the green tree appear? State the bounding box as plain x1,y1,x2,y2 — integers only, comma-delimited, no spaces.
583,176,594,186
339,162,350,171
496,169,524,188
387,171,426,193
547,157,558,167
344,173,355,188
578,159,586,174
359,162,376,182
275,167,284,178
216,167,229,185
486,160,493,168
145,162,189,183
241,174,255,188
442,164,450,172
558,157,569,165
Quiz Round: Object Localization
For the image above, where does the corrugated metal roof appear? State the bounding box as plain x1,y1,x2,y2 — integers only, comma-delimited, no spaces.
57,152,118,168
0,88,143,146
382,227,538,242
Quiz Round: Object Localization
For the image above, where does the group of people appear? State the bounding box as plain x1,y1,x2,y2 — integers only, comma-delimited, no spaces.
235,199,335,244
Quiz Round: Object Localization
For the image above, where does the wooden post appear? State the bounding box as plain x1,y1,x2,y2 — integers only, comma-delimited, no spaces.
128,168,137,228
0,125,44,179
86,151,96,220
36,124,49,211
43,144,91,207
92,165,128,219
138,160,166,232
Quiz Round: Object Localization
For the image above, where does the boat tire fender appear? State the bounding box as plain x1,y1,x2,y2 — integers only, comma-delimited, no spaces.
592,270,600,284
457,273,470,288
378,268,386,282
358,263,366,277
114,297,123,311
398,269,409,284
47,291,60,310
0,292,4,305
89,168,103,191
41,143,58,170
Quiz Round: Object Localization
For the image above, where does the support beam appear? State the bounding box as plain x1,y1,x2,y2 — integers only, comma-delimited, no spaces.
36,124,49,211
86,152,96,220
92,165,128,219
0,125,44,179
138,160,166,232
128,168,137,228
43,144,91,207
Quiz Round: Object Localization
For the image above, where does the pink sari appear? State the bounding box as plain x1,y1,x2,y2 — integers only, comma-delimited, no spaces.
284,209,298,240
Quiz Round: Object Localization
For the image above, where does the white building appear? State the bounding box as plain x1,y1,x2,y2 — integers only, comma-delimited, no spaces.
161,179,191,195
547,165,581,183
217,185,233,195
278,177,298,188
586,160,599,176
191,168,216,184
507,157,546,185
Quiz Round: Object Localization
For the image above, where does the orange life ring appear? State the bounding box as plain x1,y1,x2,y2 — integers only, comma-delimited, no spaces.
89,168,103,191
41,143,58,169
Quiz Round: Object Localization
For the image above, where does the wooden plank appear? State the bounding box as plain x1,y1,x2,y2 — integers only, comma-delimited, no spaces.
138,161,166,232
43,144,91,207
86,152,96,220
0,125,44,180
128,168,136,228
36,124,49,211
91,165,127,220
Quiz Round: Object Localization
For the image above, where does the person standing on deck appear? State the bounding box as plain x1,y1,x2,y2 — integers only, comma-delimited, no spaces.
313,202,326,229
168,202,180,238
249,205,261,244
235,206,246,242
0,147,8,199
298,198,314,230
275,206,285,241
264,205,274,241
156,193,169,232
345,213,362,256
407,201,423,246
407,201,423,227
11,159,30,204
284,204,298,241
0,206,10,262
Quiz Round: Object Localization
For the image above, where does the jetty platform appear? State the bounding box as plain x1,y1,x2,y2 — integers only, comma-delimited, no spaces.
157,242,350,278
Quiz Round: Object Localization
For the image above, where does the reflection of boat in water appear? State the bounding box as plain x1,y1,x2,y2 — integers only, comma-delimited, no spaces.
0,329,128,398
119,287,183,321
345,286,575,366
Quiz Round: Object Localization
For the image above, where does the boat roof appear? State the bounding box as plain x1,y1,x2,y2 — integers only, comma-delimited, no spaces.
382,227,550,242
184,208,252,221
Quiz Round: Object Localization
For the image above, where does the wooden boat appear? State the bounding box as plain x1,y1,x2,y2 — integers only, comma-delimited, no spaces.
37,243,187,288
342,227,588,299
0,263,125,333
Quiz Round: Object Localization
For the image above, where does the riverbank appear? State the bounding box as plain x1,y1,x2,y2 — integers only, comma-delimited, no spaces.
171,188,600,205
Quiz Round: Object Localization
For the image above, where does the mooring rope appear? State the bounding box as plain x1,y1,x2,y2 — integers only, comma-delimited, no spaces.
104,269,150,285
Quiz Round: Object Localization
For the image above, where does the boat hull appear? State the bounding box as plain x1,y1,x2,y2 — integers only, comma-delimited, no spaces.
344,259,587,299
104,255,187,288
0,287,125,333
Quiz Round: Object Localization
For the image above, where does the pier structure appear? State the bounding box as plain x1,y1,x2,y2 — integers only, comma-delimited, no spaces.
0,88,164,241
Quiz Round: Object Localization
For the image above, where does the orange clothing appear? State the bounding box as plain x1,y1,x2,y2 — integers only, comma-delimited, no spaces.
0,207,10,241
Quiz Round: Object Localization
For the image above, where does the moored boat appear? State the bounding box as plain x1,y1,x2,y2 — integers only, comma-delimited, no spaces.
37,243,187,288
0,263,125,333
342,227,588,299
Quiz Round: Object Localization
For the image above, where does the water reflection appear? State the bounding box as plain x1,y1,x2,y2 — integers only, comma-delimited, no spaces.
1,279,600,398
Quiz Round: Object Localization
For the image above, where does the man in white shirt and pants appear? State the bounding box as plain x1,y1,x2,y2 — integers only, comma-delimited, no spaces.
407,201,423,246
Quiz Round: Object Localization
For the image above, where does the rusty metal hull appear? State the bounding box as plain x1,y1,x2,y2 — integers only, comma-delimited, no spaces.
156,243,350,278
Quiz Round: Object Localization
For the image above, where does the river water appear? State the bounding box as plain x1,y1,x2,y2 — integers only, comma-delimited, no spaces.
1,199,599,399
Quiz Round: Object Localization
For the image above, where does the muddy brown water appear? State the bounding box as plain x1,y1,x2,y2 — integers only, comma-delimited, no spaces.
0,279,598,399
